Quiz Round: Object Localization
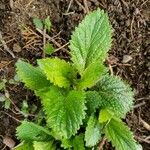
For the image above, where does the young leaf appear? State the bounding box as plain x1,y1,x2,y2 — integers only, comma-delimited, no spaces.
85,91,101,115
37,86,86,138
44,16,52,32
38,58,75,88
69,9,112,74
44,42,54,55
33,18,43,30
12,142,34,150
77,63,107,89
104,119,137,150
72,134,85,150
99,109,114,123
92,75,134,118
16,121,51,141
33,141,56,150
16,60,50,91
85,115,102,147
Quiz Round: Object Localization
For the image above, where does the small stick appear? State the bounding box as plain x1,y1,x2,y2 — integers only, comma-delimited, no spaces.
42,28,46,58
133,101,145,109
55,42,69,52
140,118,150,131
0,31,15,58
83,0,89,13
1,111,21,123
66,0,73,13
130,16,134,39
74,0,86,13
36,28,69,54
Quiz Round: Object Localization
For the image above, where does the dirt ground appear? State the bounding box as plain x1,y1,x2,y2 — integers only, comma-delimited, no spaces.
0,0,150,149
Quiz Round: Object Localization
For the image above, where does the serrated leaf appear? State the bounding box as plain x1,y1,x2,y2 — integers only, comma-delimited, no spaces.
85,115,102,147
69,9,112,74
104,119,137,150
44,42,54,55
33,18,43,29
61,138,72,149
37,86,86,138
44,16,51,32
16,121,51,141
33,141,56,150
72,134,85,150
77,63,107,89
16,60,50,91
92,75,134,118
12,142,34,150
38,58,75,88
85,91,101,114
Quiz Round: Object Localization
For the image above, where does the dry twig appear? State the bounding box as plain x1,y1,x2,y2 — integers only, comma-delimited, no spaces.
0,31,15,58
83,0,89,13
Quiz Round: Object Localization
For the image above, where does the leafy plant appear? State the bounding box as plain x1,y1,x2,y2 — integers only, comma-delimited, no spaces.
14,9,141,150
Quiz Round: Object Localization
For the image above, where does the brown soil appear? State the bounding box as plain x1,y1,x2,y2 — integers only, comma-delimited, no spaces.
0,0,149,149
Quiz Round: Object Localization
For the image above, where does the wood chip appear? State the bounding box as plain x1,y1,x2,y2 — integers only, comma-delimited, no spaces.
122,55,132,63
3,136,15,148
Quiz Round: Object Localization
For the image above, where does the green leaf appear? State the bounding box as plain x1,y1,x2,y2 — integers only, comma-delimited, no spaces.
85,115,102,147
104,119,138,150
12,142,34,150
77,63,107,89
0,80,6,91
33,141,56,150
33,18,43,30
85,91,101,114
69,9,112,74
37,86,86,138
72,134,85,150
4,98,11,109
61,138,72,149
92,75,134,118
16,60,50,91
16,121,51,141
38,58,75,88
99,109,114,123
44,16,52,32
44,42,54,55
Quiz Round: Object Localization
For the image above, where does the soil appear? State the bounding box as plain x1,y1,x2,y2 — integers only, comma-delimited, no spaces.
0,0,150,149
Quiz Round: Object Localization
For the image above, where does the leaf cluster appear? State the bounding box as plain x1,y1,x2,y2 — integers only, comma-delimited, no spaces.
14,9,141,150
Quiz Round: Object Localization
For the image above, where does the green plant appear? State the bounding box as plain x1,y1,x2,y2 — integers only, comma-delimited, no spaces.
14,9,142,150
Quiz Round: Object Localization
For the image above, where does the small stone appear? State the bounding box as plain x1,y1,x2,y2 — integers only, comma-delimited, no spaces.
3,136,15,148
13,43,21,53
122,55,132,63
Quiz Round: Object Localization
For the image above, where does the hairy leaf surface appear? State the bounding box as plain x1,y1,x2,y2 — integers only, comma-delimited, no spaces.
37,86,86,138
16,60,50,91
33,141,56,150
85,115,102,147
69,9,112,74
104,119,137,150
92,75,134,118
85,91,101,114
38,58,75,88
16,121,51,141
